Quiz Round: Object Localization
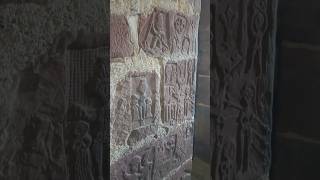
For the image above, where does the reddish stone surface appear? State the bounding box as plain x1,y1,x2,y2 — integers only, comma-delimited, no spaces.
139,8,196,57
163,59,195,126
110,15,134,58
110,123,193,180
111,71,160,146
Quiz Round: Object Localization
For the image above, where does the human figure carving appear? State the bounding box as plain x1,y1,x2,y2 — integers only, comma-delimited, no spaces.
70,120,94,180
145,97,153,118
172,15,190,55
117,98,127,119
218,140,236,180
236,84,255,173
131,95,141,126
146,11,169,55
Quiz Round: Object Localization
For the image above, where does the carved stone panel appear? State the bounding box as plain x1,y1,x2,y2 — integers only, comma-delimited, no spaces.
153,123,193,179
211,0,277,179
139,8,197,57
111,15,134,58
163,59,195,125
111,122,193,180
111,71,160,146
111,146,156,180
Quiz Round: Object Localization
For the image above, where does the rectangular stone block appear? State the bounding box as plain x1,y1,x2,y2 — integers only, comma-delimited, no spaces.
110,15,134,58
163,59,195,126
110,122,193,180
139,8,197,57
111,71,160,147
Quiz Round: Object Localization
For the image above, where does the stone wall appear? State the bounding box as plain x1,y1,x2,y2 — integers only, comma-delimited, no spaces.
211,0,277,179
110,0,200,179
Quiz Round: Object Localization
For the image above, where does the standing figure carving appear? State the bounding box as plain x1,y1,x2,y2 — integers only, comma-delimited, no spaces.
236,83,255,172
131,95,142,126
70,120,94,180
145,97,153,118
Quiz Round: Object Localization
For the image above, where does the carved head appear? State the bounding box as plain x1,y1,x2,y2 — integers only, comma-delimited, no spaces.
154,11,166,32
131,94,139,104
117,98,127,110
137,79,148,95
174,15,187,34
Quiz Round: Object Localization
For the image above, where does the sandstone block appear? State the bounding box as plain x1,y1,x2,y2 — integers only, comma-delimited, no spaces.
111,15,134,58
139,8,197,57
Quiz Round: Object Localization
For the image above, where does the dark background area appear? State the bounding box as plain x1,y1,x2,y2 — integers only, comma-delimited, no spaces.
271,0,320,179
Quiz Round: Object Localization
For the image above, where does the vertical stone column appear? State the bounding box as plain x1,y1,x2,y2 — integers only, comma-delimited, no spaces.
211,0,277,179
110,0,201,179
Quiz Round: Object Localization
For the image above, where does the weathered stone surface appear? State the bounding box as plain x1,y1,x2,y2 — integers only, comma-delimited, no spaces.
169,159,192,180
153,124,193,179
111,71,160,146
110,1,199,179
163,59,195,126
65,42,108,180
211,0,277,179
139,8,197,57
111,15,134,58
110,146,156,180
0,0,108,179
111,122,193,180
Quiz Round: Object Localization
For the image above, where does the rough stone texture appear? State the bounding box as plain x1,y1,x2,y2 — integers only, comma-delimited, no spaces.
110,15,134,58
111,71,160,146
110,0,200,179
110,122,193,180
163,59,195,125
0,1,108,180
139,8,197,58
211,0,277,179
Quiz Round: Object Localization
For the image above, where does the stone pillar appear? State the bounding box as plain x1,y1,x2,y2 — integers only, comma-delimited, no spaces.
211,0,277,179
110,0,201,179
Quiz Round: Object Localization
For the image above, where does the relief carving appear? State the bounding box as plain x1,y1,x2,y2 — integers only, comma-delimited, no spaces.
139,8,196,57
111,147,155,180
111,71,160,146
163,60,195,125
111,124,193,180
211,0,276,179
1,31,70,179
